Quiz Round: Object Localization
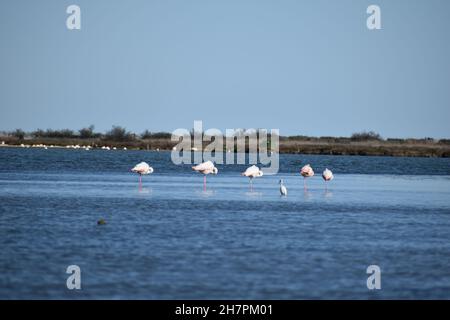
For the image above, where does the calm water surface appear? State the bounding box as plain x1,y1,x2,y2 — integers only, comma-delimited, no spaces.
1,148,450,299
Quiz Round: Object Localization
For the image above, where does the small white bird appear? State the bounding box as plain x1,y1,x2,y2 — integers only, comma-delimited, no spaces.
131,162,154,187
242,165,264,191
322,168,334,191
192,160,218,190
279,179,287,196
300,164,314,191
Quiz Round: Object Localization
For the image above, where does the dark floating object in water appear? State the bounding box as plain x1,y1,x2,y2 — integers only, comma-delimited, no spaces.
97,219,106,225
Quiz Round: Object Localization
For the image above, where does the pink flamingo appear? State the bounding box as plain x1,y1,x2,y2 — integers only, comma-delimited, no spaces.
192,160,218,190
322,168,334,191
131,162,154,188
300,164,314,191
241,165,263,192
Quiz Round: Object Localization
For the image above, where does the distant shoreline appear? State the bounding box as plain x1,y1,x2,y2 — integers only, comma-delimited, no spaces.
1,137,449,158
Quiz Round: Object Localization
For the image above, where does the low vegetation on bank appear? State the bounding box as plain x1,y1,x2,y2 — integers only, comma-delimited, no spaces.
1,126,449,157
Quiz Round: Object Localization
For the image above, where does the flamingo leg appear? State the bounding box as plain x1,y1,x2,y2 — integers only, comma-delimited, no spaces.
139,174,142,190
250,178,253,192
203,175,206,191
304,177,307,192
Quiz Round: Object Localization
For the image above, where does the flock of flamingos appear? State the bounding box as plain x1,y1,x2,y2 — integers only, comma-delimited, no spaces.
131,160,334,195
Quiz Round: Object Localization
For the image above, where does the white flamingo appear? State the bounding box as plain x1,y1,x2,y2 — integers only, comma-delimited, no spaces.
131,162,154,188
300,164,314,191
242,165,263,191
322,168,334,191
279,179,287,196
192,160,218,190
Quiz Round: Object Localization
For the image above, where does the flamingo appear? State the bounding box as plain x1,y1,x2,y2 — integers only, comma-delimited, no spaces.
242,165,263,191
322,168,334,191
192,160,218,190
279,179,287,196
131,162,154,188
300,164,314,191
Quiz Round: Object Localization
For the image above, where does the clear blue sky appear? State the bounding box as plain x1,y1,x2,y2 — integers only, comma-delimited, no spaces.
1,0,449,138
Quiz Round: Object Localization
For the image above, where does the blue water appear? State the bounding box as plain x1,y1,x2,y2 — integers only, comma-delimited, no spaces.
1,147,450,299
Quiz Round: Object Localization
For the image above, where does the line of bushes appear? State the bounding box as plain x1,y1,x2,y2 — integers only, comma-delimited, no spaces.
1,128,449,146
3,126,173,142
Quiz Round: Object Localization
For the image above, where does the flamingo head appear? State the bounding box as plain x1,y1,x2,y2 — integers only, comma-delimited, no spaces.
212,167,218,175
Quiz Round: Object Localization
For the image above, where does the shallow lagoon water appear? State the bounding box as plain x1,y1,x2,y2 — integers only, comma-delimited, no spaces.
1,148,450,299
